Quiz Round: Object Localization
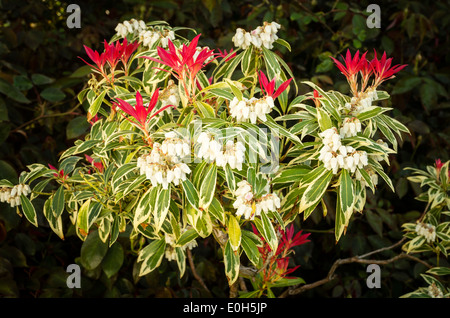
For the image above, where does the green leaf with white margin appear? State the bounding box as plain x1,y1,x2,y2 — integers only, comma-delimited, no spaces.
52,185,65,218
208,197,226,224
199,163,217,209
335,193,345,242
224,164,236,193
43,197,64,240
0,179,14,187
194,101,215,118
76,199,91,240
182,179,200,210
299,168,333,213
224,78,243,101
138,239,166,276
339,169,354,224
265,115,302,145
175,247,186,277
20,195,38,227
369,158,395,192
88,90,108,118
406,235,426,253
254,211,278,253
111,163,137,191
227,214,241,251
426,267,450,276
223,240,240,286
317,107,333,131
153,185,171,233
241,230,261,267
133,186,158,229
176,228,199,246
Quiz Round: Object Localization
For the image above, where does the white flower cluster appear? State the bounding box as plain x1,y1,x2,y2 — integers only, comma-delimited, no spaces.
229,96,274,124
415,222,436,243
318,128,368,174
139,28,175,48
197,132,245,171
164,230,198,261
232,21,281,50
427,283,444,298
340,117,362,138
115,19,147,38
0,184,31,208
345,88,378,115
233,180,281,220
137,131,191,189
159,80,180,114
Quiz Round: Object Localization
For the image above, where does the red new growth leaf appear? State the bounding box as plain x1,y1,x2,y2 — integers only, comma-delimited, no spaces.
217,48,236,62
48,164,67,180
85,154,104,173
259,71,292,99
141,34,215,81
330,49,368,79
370,50,407,86
113,90,175,132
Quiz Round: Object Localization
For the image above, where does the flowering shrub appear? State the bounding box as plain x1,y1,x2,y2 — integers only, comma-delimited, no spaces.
2,19,444,298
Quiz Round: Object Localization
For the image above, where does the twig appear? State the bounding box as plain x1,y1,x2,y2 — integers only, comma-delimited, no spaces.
278,239,433,298
186,248,210,294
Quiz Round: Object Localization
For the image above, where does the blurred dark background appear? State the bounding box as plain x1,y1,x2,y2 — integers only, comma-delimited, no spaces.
0,0,449,298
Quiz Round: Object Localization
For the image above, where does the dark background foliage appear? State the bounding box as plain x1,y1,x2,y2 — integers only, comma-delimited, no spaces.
0,0,448,298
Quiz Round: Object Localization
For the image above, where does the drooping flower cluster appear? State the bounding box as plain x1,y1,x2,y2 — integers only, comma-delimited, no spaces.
232,22,281,50
427,283,444,298
229,96,274,124
137,131,191,189
0,184,31,208
159,80,180,114
340,117,362,138
139,28,175,48
344,88,378,116
196,132,245,170
115,19,147,38
415,222,437,243
318,127,368,174
164,229,198,261
233,180,280,220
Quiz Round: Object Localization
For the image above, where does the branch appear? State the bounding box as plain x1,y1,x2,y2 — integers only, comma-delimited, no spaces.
186,248,210,294
279,239,433,298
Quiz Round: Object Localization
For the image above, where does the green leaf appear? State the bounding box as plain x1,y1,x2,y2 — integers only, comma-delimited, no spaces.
241,231,261,267
111,163,137,191
66,116,90,139
80,230,109,270
195,101,215,118
176,228,199,246
88,90,108,118
299,168,333,214
51,186,65,218
426,267,450,276
20,195,38,227
254,211,278,253
199,164,217,209
224,164,236,193
76,199,91,240
138,239,166,276
40,87,66,102
317,108,333,131
182,179,200,209
208,197,226,224
339,169,354,223
154,186,171,232
227,214,241,251
225,78,243,101
406,235,426,253
102,242,124,278
269,277,305,288
223,240,240,286
31,73,54,85
265,115,302,145
133,187,157,229
175,247,186,277
13,75,33,91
